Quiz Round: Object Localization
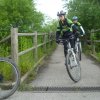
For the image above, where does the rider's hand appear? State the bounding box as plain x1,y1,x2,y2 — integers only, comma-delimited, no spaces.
56,39,60,44
81,35,83,37
76,31,80,35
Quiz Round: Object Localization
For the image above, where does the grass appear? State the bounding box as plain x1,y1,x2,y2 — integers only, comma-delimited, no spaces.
0,61,13,81
19,50,35,76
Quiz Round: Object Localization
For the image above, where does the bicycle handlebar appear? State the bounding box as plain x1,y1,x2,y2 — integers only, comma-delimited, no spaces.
58,39,69,43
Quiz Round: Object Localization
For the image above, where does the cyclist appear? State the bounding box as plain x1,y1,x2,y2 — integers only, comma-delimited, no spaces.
72,16,85,39
56,10,76,57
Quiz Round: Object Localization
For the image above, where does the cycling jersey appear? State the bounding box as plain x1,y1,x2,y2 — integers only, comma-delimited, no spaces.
73,22,85,35
56,18,74,39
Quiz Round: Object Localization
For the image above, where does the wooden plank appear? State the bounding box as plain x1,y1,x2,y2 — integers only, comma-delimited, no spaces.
86,40,100,43
93,29,100,33
18,42,51,57
18,33,48,36
18,33,35,36
94,40,100,42
37,43,45,48
18,46,36,56
91,29,100,33
38,33,45,36
38,33,48,35
0,35,11,43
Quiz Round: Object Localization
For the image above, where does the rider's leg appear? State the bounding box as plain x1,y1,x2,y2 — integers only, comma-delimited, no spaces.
69,36,75,52
63,42,67,57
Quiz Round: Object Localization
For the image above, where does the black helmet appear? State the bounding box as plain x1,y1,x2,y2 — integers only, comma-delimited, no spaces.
57,10,66,16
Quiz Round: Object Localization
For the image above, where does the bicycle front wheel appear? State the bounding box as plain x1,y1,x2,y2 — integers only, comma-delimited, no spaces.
66,51,81,82
0,57,20,100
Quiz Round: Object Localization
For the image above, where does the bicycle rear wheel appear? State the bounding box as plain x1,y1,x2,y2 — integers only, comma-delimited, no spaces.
0,57,20,100
78,41,82,61
65,51,81,82
78,44,82,61
76,44,81,61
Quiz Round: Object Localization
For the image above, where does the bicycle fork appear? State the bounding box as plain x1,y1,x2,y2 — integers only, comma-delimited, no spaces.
68,49,78,67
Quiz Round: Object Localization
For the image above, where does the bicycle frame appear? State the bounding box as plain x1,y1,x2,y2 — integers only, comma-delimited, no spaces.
59,39,78,66
67,42,78,66
75,38,82,52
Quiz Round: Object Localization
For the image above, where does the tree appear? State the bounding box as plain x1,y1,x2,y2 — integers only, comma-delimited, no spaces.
41,19,57,33
0,0,45,38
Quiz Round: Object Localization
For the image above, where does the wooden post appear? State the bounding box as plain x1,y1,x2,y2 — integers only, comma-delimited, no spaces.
93,41,96,54
93,30,96,54
50,32,53,45
49,32,52,47
11,27,18,65
44,33,46,53
34,32,38,61
47,33,50,49
91,29,95,54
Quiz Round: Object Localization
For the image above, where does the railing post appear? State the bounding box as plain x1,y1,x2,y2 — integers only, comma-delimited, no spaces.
43,33,46,53
49,32,52,45
34,32,38,61
11,27,18,65
91,29,96,54
93,41,96,54
49,32,52,48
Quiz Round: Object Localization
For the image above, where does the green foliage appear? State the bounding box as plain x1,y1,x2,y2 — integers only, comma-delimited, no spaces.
41,19,57,33
0,0,44,35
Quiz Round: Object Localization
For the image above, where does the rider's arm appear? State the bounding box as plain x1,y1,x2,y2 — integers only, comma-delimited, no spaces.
77,22,85,35
56,22,62,40
80,26,85,35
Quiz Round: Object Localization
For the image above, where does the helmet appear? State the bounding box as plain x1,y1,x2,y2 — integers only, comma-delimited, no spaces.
57,10,66,16
72,16,78,20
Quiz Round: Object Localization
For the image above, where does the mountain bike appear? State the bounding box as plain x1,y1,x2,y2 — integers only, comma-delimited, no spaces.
59,39,81,82
75,38,82,61
0,57,20,100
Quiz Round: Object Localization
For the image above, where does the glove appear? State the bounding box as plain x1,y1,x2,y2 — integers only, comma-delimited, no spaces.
56,39,60,44
76,31,80,35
